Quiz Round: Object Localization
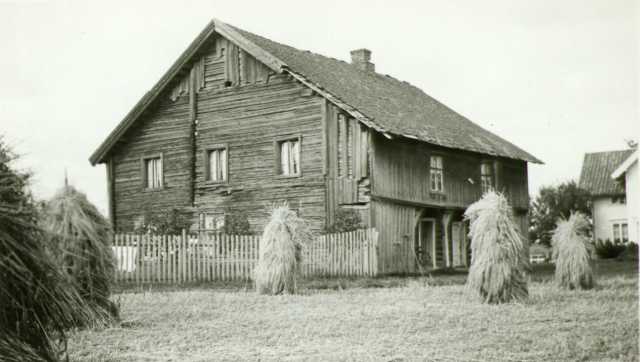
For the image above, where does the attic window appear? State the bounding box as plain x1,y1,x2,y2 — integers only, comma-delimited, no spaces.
205,146,228,183
142,155,163,189
481,163,494,193
276,137,301,176
429,155,444,192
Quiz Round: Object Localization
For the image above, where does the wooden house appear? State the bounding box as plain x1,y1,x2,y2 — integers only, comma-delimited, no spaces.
90,19,541,274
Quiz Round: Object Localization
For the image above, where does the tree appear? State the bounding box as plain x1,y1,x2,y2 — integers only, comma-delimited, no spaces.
529,180,591,246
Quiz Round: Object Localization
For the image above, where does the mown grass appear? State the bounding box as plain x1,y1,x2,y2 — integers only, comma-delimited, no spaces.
69,260,638,361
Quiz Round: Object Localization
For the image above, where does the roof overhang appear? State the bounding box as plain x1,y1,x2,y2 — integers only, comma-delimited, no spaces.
90,18,541,166
611,149,638,180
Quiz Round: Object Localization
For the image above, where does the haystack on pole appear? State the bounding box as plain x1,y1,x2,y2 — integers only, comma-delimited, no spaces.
465,191,529,304
43,183,118,324
551,212,594,290
0,140,95,360
254,203,312,295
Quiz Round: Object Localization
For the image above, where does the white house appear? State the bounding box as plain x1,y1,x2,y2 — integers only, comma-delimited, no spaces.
611,149,639,243
579,149,634,242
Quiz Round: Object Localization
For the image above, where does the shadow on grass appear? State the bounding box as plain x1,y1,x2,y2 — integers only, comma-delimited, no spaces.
113,260,637,294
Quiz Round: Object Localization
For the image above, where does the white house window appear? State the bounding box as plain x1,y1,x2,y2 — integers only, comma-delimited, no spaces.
144,156,163,189
430,155,444,192
278,138,300,176
481,163,493,193
613,223,628,242
206,147,228,182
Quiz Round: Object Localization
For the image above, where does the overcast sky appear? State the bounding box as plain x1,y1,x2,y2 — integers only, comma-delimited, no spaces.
2,0,638,215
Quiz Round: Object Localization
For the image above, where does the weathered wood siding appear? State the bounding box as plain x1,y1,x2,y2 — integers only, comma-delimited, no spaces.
324,103,371,226
109,32,316,233
194,73,326,233
371,200,420,274
370,133,529,209
110,92,192,231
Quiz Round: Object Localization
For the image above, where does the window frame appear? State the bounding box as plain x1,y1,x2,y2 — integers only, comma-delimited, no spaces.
141,153,164,191
204,144,229,184
275,135,302,178
613,223,622,243
429,154,444,193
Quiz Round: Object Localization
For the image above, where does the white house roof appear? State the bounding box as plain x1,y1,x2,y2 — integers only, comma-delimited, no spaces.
612,149,639,180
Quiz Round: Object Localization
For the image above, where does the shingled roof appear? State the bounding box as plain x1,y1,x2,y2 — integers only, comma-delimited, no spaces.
579,149,633,196
90,19,541,165
230,25,541,164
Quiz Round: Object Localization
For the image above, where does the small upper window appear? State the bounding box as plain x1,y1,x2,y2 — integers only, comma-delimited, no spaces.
206,147,228,182
430,155,444,192
481,163,494,193
278,138,300,176
144,156,163,189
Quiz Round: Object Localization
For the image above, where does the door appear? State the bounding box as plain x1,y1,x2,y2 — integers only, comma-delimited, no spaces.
417,218,436,269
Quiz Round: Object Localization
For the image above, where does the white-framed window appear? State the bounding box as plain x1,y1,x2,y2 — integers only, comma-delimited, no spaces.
143,156,163,189
613,222,628,242
481,163,493,193
277,137,301,176
430,155,444,192
205,146,228,182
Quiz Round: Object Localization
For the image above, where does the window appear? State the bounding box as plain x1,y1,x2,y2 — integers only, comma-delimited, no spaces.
277,138,301,176
205,146,228,182
613,222,628,242
430,155,444,192
481,163,493,193
201,213,225,231
143,156,163,189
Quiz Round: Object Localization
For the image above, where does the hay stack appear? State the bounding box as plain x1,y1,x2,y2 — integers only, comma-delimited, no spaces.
0,142,93,360
552,212,594,290
254,204,312,295
43,184,118,323
465,191,529,303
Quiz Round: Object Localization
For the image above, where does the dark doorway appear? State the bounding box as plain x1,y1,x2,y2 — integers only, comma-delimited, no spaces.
417,218,436,269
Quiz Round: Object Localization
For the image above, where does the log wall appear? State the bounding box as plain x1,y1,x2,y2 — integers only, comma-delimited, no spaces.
194,74,326,233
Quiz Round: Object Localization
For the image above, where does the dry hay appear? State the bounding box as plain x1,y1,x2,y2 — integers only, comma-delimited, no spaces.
0,141,95,360
552,212,594,290
43,184,118,324
465,191,528,303
254,203,313,295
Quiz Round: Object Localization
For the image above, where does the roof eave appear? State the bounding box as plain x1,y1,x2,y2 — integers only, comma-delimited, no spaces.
89,18,288,166
611,149,638,180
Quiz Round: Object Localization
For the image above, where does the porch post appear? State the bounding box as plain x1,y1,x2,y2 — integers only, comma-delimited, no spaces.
442,211,453,268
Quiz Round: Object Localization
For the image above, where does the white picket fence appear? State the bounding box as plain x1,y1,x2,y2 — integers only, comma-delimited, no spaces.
112,228,379,284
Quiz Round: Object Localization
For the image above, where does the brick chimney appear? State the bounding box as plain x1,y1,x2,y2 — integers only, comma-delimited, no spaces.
350,48,375,72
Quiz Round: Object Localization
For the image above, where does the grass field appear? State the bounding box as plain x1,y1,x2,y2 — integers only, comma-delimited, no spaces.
69,260,638,361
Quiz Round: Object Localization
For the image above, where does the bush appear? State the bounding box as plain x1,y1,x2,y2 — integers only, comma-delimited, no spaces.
254,203,313,295
594,239,626,259
465,191,528,304
223,211,252,235
134,208,191,235
325,208,363,233
552,213,594,290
